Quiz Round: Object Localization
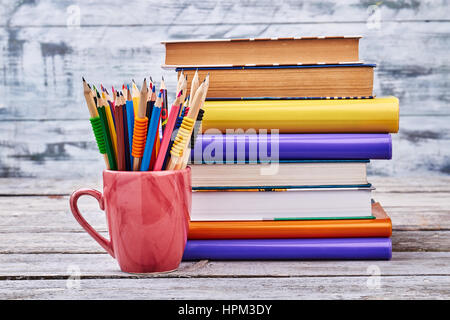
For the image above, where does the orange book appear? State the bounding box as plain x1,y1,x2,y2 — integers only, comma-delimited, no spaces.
188,202,392,239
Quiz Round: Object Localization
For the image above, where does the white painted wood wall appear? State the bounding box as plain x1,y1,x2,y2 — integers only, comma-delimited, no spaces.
1,0,449,179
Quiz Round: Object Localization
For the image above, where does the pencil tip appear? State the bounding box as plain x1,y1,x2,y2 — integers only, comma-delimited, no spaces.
82,76,85,82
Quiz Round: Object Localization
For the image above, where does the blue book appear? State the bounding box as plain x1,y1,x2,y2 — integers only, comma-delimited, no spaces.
191,134,392,163
183,238,392,260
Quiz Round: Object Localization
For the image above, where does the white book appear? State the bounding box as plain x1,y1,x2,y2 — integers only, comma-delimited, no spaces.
190,161,367,188
191,187,373,221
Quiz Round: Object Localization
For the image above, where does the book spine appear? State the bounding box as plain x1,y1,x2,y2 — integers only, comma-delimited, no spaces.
188,219,392,239
190,134,392,162
182,238,392,260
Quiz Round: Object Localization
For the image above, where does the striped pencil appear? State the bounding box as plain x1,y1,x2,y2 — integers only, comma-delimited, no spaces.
132,79,149,171
82,78,110,169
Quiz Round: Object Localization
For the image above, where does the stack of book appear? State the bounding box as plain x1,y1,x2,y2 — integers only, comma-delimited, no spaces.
162,36,399,260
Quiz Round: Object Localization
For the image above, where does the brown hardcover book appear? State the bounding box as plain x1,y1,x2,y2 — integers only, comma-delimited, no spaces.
162,36,362,67
178,64,374,98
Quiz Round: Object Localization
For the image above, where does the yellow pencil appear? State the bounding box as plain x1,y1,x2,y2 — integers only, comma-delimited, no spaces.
166,76,208,170
132,79,149,171
101,93,118,161
131,80,140,116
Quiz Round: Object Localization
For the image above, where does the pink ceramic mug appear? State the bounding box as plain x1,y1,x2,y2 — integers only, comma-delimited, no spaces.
69,168,191,273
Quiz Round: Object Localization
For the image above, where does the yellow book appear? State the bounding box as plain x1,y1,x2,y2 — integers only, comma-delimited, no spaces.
201,97,399,133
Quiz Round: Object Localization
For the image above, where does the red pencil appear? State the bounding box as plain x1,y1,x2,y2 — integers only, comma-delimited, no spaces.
154,91,183,171
114,95,126,171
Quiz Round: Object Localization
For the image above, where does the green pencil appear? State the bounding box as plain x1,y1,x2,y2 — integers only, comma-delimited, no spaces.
97,106,117,170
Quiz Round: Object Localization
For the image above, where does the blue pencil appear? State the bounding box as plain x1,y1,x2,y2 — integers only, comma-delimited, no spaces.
140,91,162,171
125,99,134,166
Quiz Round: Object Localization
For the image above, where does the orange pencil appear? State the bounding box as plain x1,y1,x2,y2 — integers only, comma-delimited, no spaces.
132,79,149,170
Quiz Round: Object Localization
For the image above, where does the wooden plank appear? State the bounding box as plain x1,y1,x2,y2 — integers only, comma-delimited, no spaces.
0,191,449,232
0,252,449,279
1,23,450,120
2,3,450,179
0,230,447,254
0,116,450,179
0,120,104,179
2,176,450,195
1,276,449,300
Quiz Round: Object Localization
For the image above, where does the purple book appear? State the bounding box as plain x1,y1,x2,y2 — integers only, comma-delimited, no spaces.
190,134,391,162
183,238,392,260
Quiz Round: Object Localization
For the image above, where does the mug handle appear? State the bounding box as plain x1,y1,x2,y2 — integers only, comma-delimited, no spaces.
69,188,115,258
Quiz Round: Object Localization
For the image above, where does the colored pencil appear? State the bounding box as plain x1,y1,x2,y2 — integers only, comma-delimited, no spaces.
161,77,168,134
167,74,209,170
189,69,199,108
131,80,140,117
97,105,117,170
114,95,126,171
101,93,118,162
126,88,135,166
82,78,110,168
121,92,131,171
154,91,183,171
132,79,149,171
140,91,163,171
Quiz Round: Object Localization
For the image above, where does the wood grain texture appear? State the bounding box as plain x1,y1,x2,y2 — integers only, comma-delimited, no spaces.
1,276,449,300
0,176,449,299
0,0,449,178
1,189,450,232
2,176,450,195
1,230,448,254
0,115,449,178
1,1,449,300
1,252,449,279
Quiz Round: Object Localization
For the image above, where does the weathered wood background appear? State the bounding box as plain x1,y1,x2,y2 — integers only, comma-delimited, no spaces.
1,1,450,299
0,0,449,180
1,176,450,299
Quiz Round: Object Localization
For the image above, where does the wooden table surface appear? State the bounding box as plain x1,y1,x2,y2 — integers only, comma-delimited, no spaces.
1,176,449,299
